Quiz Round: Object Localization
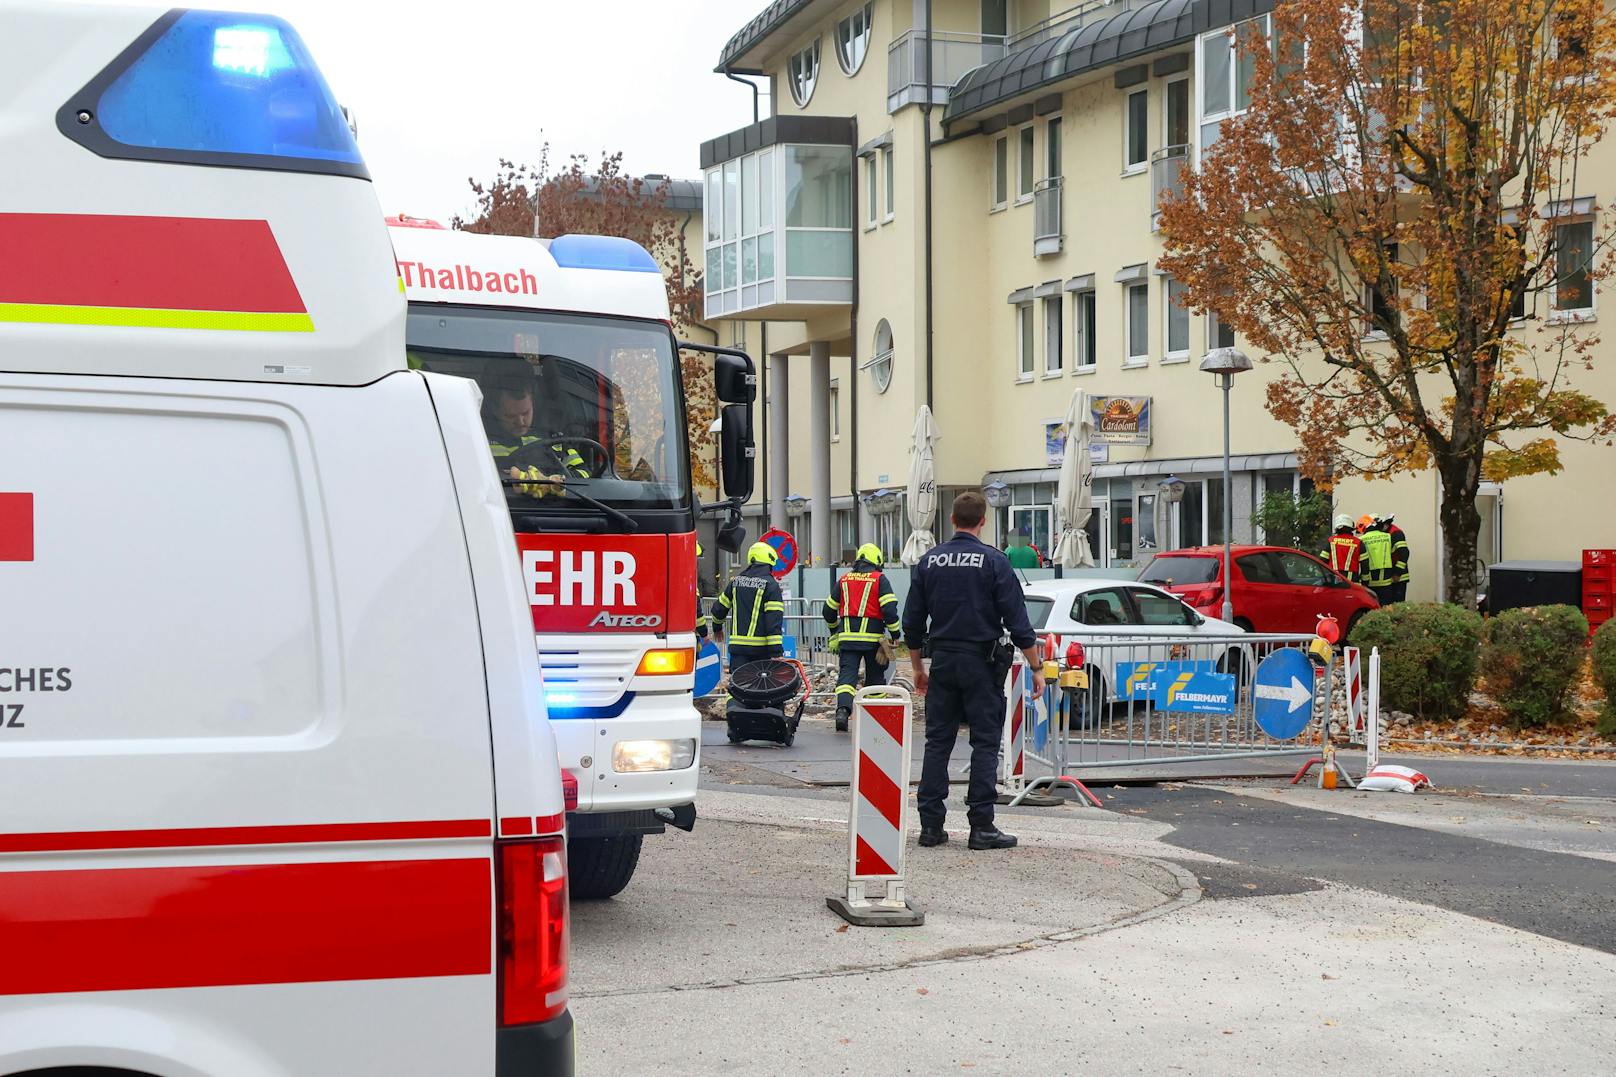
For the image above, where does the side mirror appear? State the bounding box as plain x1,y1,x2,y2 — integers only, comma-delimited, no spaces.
716,512,747,554
719,402,754,503
715,352,757,405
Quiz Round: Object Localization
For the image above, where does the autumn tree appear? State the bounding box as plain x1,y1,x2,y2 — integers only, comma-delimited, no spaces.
1158,0,1616,606
453,147,719,493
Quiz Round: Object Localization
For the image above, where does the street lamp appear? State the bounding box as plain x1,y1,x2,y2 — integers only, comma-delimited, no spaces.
1199,348,1253,624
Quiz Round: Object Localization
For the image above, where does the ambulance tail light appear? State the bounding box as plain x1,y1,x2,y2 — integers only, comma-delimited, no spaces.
497,837,569,1027
636,648,694,676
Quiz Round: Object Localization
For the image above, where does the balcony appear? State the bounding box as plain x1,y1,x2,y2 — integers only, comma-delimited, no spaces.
887,29,1008,112
1034,177,1062,257
1150,144,1188,230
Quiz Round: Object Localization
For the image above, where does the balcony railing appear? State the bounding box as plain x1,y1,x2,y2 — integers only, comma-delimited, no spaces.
1151,144,1188,229
1034,177,1062,256
887,29,1007,112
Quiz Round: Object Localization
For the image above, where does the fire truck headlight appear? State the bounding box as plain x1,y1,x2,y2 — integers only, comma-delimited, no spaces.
612,739,697,773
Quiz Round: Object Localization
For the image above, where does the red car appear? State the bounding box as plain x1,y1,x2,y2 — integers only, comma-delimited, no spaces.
1138,545,1380,635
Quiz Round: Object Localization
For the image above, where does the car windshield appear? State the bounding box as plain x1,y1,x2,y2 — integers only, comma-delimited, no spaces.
406,306,689,514
1139,555,1219,586
1024,595,1054,629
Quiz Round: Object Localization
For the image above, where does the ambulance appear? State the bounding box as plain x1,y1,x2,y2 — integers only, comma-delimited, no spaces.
1,4,572,1073
388,217,755,899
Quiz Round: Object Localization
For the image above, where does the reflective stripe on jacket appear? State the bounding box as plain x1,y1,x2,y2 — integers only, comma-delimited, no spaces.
1322,533,1362,578
714,564,784,646
823,566,900,646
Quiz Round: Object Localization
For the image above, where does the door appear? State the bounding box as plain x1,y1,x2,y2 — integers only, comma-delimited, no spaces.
1109,496,1134,565
1271,549,1356,631
1231,551,1287,631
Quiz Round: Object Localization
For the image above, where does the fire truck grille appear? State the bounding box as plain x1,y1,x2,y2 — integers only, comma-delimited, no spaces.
535,637,643,709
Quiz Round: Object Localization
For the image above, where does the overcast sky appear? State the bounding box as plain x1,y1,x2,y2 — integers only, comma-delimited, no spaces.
99,0,771,220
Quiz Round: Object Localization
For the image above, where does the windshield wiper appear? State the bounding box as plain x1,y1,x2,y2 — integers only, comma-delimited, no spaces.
499,477,638,532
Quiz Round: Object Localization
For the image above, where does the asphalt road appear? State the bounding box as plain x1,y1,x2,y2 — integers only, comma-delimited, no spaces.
1104,783,1616,954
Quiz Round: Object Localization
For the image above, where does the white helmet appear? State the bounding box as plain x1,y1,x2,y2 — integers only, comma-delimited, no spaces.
1333,514,1354,531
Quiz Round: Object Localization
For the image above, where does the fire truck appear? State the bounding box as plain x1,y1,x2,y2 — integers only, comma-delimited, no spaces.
389,218,755,897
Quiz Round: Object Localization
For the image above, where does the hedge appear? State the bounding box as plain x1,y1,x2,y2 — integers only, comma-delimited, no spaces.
1482,605,1589,729
1349,603,1482,723
1591,620,1616,738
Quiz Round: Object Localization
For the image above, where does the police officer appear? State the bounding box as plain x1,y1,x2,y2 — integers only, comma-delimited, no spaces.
823,542,902,732
903,491,1044,851
713,542,786,671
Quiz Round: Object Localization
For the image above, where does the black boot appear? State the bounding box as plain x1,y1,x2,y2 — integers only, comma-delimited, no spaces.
968,824,1018,850
917,824,948,847
834,706,850,732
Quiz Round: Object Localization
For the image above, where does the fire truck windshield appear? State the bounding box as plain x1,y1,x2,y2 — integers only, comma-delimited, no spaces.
406,306,690,516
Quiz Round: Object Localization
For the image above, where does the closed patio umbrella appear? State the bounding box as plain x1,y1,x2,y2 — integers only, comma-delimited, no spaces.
900,405,939,566
1051,389,1095,568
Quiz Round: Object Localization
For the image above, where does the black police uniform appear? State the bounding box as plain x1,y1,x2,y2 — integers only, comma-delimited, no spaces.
902,531,1036,833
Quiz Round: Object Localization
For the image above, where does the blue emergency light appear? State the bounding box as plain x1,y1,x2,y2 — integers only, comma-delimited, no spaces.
65,10,364,177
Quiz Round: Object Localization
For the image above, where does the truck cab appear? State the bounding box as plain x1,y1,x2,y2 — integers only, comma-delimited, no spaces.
0,6,571,1073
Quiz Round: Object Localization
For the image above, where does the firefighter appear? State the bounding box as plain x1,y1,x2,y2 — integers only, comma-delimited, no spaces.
1321,514,1364,583
823,542,902,732
1359,514,1396,606
482,382,588,494
713,542,786,671
1377,512,1411,603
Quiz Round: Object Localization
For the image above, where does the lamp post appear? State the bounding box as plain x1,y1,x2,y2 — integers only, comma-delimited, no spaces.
1199,348,1253,623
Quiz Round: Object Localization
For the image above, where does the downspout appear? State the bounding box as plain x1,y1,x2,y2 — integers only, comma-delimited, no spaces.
760,324,769,531
725,67,761,124
850,123,861,546
920,0,935,411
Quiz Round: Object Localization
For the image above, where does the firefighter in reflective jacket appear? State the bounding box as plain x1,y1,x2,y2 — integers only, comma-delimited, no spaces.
713,542,785,671
1320,514,1364,583
483,382,591,496
1377,511,1411,602
823,543,902,732
1359,515,1397,606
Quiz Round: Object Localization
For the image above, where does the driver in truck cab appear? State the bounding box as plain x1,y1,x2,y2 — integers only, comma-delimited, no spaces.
482,380,591,494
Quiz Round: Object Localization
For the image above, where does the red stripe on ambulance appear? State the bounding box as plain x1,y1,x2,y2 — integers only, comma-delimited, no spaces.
0,213,306,313
0,493,32,562
0,817,491,854
0,858,491,996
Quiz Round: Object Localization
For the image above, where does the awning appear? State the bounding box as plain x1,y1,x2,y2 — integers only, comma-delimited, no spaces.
982,452,1299,487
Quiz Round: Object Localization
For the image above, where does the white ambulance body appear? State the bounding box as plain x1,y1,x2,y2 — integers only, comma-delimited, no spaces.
390,221,708,899
0,5,571,1074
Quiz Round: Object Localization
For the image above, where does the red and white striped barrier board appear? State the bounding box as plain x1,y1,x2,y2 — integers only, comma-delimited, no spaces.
828,685,924,926
1344,646,1364,740
1000,662,1026,792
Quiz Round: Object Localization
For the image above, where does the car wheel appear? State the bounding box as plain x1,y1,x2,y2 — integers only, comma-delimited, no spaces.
568,833,644,900
1233,617,1255,633
1217,646,1248,685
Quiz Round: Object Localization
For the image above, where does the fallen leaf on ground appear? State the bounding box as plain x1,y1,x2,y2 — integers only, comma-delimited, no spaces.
835,924,849,933
917,987,929,995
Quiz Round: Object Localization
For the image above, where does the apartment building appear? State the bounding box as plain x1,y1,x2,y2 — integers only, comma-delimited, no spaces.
694,0,1616,601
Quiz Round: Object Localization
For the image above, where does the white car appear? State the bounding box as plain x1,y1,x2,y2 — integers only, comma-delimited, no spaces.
1021,578,1251,712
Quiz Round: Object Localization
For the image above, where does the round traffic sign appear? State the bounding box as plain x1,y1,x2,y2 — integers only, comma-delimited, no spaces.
693,639,722,697
1253,648,1315,740
759,526,797,578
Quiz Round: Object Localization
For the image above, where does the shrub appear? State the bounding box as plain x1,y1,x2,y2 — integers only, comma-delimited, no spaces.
1350,603,1482,722
1253,491,1334,553
1482,605,1589,729
1591,620,1616,737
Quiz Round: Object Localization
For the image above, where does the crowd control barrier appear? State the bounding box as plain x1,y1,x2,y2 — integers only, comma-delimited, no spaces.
828,685,924,927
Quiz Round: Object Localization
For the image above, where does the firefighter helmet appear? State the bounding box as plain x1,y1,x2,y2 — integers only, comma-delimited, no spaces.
855,542,884,566
747,541,780,566
1356,514,1376,532
1333,514,1354,531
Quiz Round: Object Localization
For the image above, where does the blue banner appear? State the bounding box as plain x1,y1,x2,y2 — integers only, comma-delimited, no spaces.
1114,660,1237,715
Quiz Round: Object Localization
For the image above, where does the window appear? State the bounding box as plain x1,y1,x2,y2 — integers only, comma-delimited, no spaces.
1024,595,1054,629
1198,16,1270,155
1073,588,1130,626
1046,116,1062,178
867,318,894,393
1016,302,1035,378
783,145,853,278
992,136,1009,209
882,145,895,220
1208,308,1236,350
1164,276,1190,358
1555,219,1596,316
864,154,878,227
1124,89,1148,171
835,3,873,75
1236,552,1282,584
1274,551,1331,587
1365,242,1400,335
1165,79,1190,149
830,379,840,438
1125,281,1149,363
1130,588,1197,627
788,38,821,107
1017,125,1035,201
981,0,1008,40
1137,491,1158,550
1044,295,1063,375
1073,288,1097,370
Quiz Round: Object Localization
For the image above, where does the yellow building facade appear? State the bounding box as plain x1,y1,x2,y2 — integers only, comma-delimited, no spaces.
694,0,1616,602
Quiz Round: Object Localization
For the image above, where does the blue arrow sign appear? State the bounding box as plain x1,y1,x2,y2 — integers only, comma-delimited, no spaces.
1253,648,1315,740
693,639,722,698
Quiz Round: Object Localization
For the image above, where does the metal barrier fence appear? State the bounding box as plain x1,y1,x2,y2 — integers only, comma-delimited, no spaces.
1016,633,1331,785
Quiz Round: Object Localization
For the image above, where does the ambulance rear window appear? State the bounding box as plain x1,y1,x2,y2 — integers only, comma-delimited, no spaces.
59,9,365,179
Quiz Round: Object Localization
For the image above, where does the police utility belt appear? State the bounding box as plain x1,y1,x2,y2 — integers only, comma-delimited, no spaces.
927,637,1017,681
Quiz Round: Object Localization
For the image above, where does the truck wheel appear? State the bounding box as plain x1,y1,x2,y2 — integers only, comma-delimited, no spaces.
568,834,644,900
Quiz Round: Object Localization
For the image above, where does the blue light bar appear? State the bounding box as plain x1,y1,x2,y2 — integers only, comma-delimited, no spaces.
548,235,661,274
90,10,362,170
